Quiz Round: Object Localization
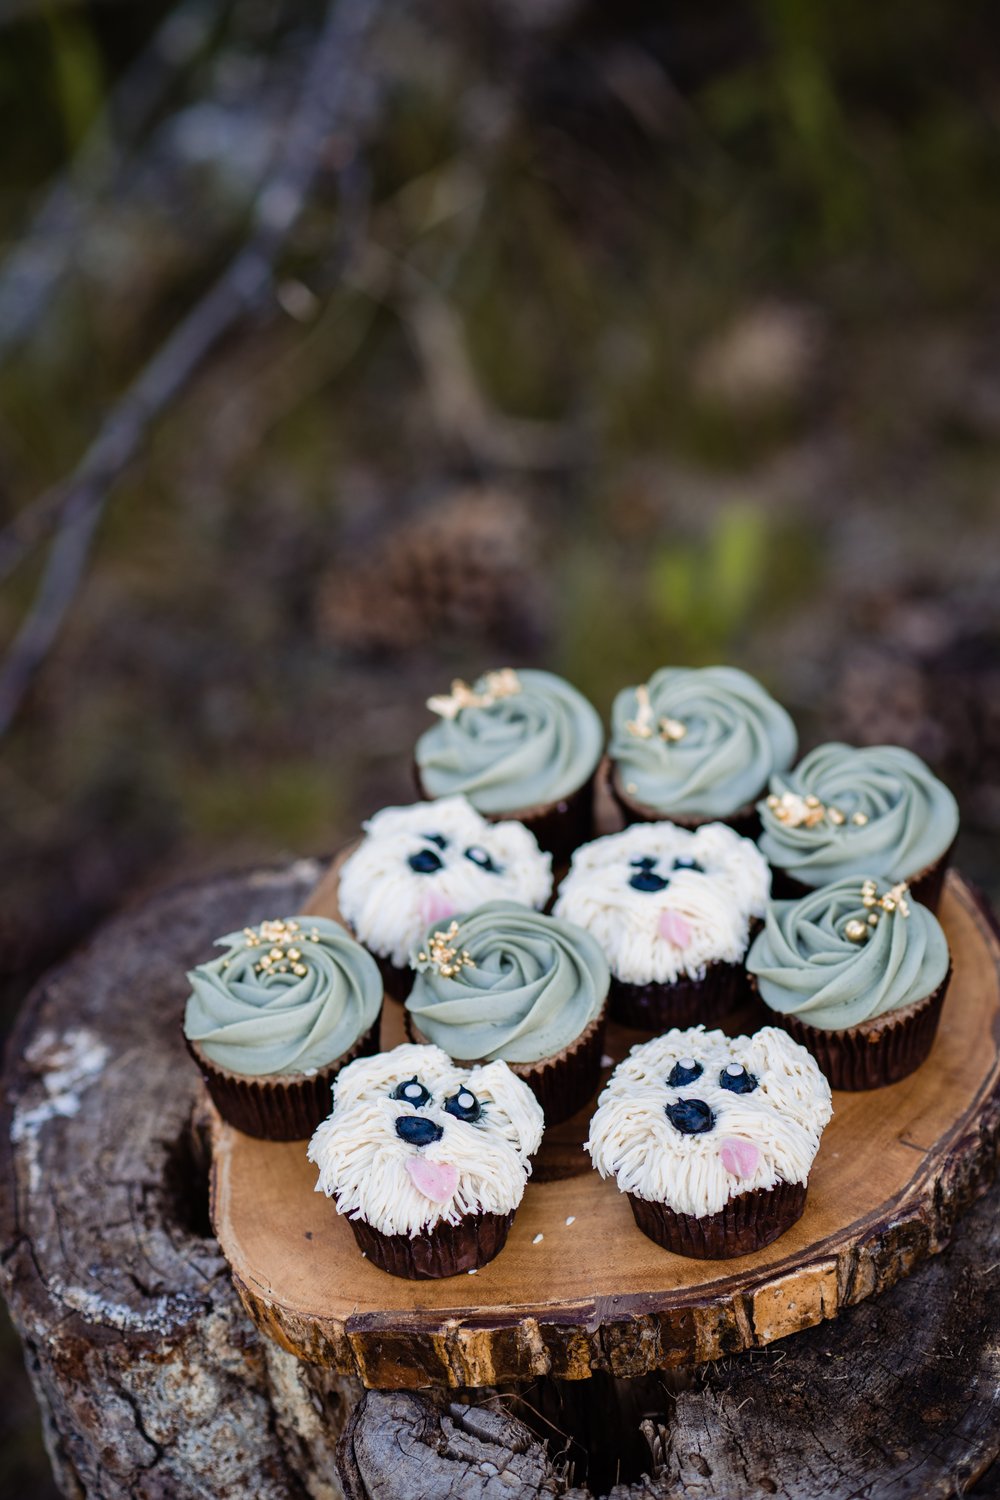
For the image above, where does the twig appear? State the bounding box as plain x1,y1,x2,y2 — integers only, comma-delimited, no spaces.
0,0,384,737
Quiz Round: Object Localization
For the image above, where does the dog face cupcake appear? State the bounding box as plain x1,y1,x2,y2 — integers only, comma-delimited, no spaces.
414,668,603,860
337,797,552,997
587,1025,832,1258
308,1042,543,1278
405,901,610,1124
184,916,382,1140
758,743,959,911
553,822,769,1031
746,877,952,1089
609,666,796,833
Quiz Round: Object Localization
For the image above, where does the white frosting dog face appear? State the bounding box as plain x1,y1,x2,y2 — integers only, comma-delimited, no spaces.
553,822,770,984
308,1043,544,1238
587,1026,832,1219
338,797,553,967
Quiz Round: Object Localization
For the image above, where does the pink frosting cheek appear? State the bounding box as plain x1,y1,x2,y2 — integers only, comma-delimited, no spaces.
405,1157,459,1202
658,910,692,947
420,891,456,927
720,1138,761,1180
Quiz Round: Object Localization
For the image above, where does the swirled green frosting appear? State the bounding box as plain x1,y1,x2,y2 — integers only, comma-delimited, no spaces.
609,666,797,816
184,916,382,1076
747,878,950,1030
757,743,959,887
415,668,603,814
405,901,609,1065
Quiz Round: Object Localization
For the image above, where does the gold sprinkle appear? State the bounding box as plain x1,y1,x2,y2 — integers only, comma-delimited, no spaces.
852,811,869,827
625,683,655,740
767,794,780,809
868,912,880,926
292,963,307,977
828,807,846,826
415,921,477,979
805,794,821,808
844,918,868,943
659,716,687,743
427,669,521,720
626,782,638,795
287,948,301,962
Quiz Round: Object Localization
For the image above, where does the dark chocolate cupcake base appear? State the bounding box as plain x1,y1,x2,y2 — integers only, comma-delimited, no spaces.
759,967,952,1091
348,1209,514,1278
414,765,596,868
406,1004,608,1125
185,1015,381,1140
608,765,762,841
628,1179,808,1259
609,960,751,1032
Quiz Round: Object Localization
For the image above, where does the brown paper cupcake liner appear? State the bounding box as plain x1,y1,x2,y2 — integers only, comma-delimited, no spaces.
414,764,596,868
348,1209,514,1279
609,960,752,1032
185,1014,381,1140
768,842,954,915
608,765,762,840
406,1003,608,1125
754,966,952,1091
628,1179,808,1259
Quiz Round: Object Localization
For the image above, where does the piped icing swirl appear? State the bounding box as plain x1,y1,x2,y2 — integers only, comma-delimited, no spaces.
338,797,552,968
586,1026,831,1218
405,901,609,1065
609,666,797,817
553,822,770,984
746,877,950,1031
757,743,959,887
415,668,603,813
184,916,382,1076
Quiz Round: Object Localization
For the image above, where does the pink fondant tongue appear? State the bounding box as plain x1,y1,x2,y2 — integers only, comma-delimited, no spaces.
420,891,456,927
720,1138,760,1179
405,1157,458,1202
658,910,692,947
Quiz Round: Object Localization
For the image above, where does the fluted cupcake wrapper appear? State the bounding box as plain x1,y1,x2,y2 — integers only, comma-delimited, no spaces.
414,764,596,867
609,960,752,1033
347,1209,514,1279
406,1003,608,1126
752,967,952,1091
768,843,954,915
185,1014,382,1140
608,764,762,841
628,1180,808,1260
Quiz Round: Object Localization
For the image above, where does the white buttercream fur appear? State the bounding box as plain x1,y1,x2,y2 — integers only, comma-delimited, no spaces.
587,1026,832,1218
338,798,553,966
553,822,770,983
308,1042,544,1237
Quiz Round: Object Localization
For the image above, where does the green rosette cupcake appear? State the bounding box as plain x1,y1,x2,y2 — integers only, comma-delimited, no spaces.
184,915,383,1139
414,668,603,862
404,900,610,1124
608,666,797,835
757,743,959,912
746,877,952,1089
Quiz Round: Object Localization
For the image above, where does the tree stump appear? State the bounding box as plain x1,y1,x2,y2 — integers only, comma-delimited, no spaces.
3,861,1000,1498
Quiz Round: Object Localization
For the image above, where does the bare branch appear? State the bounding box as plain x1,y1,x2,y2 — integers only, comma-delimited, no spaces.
0,0,385,737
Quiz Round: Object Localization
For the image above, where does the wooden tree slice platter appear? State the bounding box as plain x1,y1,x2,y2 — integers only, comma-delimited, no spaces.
210,866,1000,1389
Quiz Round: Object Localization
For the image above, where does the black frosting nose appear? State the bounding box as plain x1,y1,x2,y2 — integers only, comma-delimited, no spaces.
408,848,444,874
665,1098,715,1135
395,1115,444,1147
629,870,670,893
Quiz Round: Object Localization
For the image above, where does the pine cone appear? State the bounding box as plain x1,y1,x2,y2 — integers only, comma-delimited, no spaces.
316,489,547,655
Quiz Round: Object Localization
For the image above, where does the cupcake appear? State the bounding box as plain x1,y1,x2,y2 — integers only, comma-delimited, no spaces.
608,666,796,835
184,916,382,1140
587,1025,832,1259
336,797,552,1002
757,743,959,912
308,1042,544,1278
404,901,610,1124
553,822,770,1032
746,876,952,1090
414,667,603,862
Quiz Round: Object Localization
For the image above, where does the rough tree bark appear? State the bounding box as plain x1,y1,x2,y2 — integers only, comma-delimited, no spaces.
3,863,1000,1498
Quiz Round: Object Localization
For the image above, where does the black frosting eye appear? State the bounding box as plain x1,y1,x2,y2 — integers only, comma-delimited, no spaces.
719,1064,759,1094
421,833,449,850
667,1058,703,1087
408,848,444,874
672,857,705,873
465,845,502,874
391,1077,432,1107
444,1087,482,1122
665,1098,715,1135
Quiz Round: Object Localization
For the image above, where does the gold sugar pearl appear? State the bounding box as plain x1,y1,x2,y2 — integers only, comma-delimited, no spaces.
868,912,880,926
844,918,869,943
852,811,869,826
828,807,846,826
